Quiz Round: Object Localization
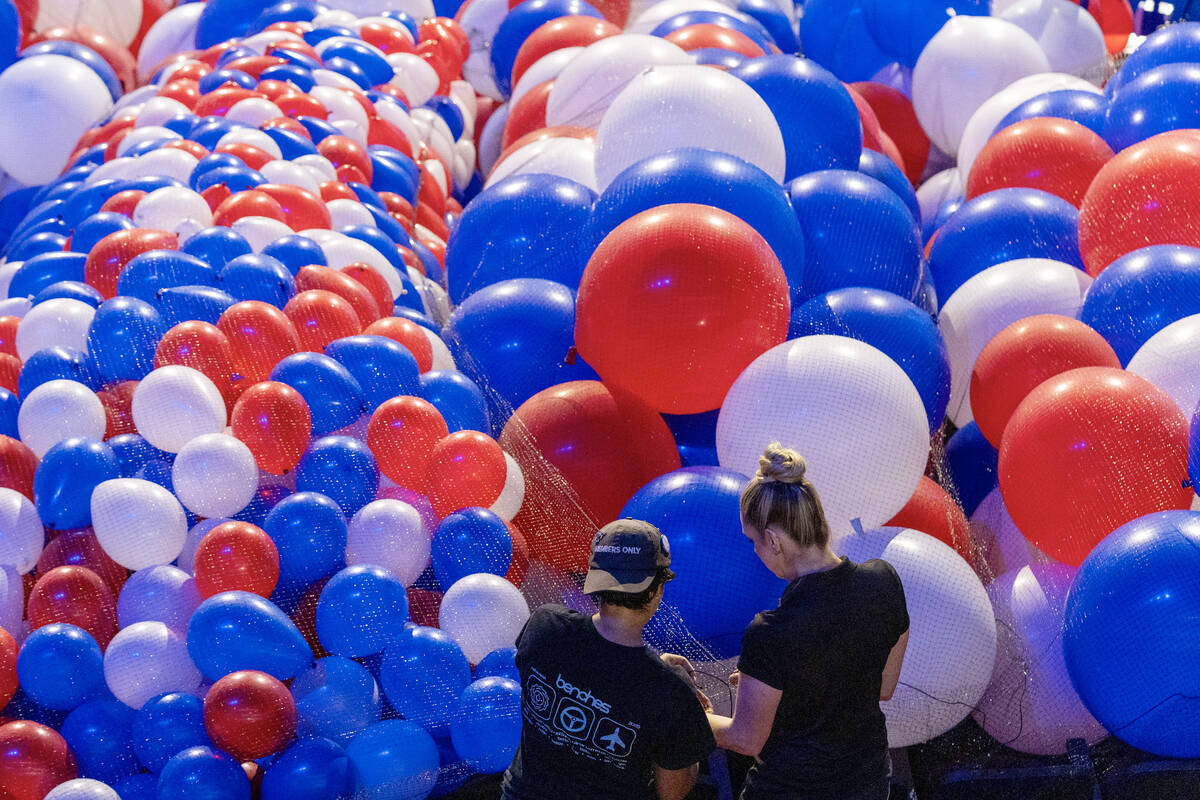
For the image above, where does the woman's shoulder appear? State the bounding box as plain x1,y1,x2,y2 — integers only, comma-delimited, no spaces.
849,558,904,590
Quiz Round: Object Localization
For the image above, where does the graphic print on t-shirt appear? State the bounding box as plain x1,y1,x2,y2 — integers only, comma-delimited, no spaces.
524,667,639,768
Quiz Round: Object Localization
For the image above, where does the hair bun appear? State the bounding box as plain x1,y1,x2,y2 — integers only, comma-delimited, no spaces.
757,442,807,485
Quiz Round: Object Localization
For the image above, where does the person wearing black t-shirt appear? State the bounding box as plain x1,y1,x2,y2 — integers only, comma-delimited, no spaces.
702,443,910,800
501,518,717,800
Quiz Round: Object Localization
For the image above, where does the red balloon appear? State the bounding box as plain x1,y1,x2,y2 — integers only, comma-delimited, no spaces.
367,112,413,155
262,116,312,139
132,0,172,55
231,381,312,475
844,83,886,154
194,86,261,117
283,289,363,351
213,190,288,226
425,430,507,517
407,587,442,628
193,521,280,599
97,380,138,439
319,180,357,203
154,321,235,401
998,367,1192,566
0,627,15,711
493,125,596,173
29,25,135,90
0,354,18,394
501,79,553,151
203,670,297,762
367,396,449,493
664,23,764,56
85,228,179,299
99,189,146,217
499,381,681,571
511,16,618,87
0,436,37,501
318,135,373,183
217,301,302,382
0,317,17,357
967,118,1113,207
849,81,930,185
341,264,395,322
1079,129,1200,276
363,317,433,372
214,142,276,171
295,266,382,325
157,77,201,109
223,55,287,79
359,20,416,54
290,576,330,660
161,139,211,160
201,183,233,212
575,203,789,415
0,721,77,800
27,566,117,649
37,529,127,594
255,183,333,231
506,521,530,585
12,0,34,43
971,314,1121,449
885,476,973,567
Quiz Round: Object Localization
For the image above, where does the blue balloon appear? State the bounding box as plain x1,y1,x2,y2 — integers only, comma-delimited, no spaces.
791,288,949,431
250,0,322,33
473,647,519,682
419,370,490,433
445,173,595,302
1107,21,1200,96
341,225,406,273
197,68,256,93
32,280,103,308
233,483,293,528
995,90,1109,140
789,170,923,301
426,96,466,142
1080,244,1200,365
291,657,382,743
730,56,863,181
858,149,920,222
34,437,118,529
0,0,18,71
799,0,891,82
738,0,799,51
490,0,603,97
1063,509,1200,757
322,40,393,86
118,250,219,303
450,677,522,773
262,233,327,275
264,126,320,160
153,285,237,329
18,346,101,395
109,434,172,478
0,185,39,255
0,388,16,437
61,697,141,783
369,146,419,202
87,296,166,383
622,467,786,658
926,187,1083,301
157,746,251,800
324,334,422,411
262,737,354,800
133,692,213,773
861,0,988,67
588,148,806,301
197,0,277,46
379,625,471,735
662,410,720,467
192,155,247,185
432,507,512,588
1104,63,1200,151
345,720,439,797
114,773,157,798
260,63,316,92
10,231,68,261
944,421,997,517
270,352,367,435
316,565,410,657
651,11,776,52
218,253,296,306
194,164,266,194
186,591,313,681
690,48,748,69
392,306,439,332
181,226,253,269
21,40,121,99
16,623,106,710
263,491,349,585
296,436,379,518
71,212,135,253
9,251,87,299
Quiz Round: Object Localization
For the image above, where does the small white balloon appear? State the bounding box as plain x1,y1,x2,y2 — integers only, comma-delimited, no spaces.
127,149,201,185
133,186,214,233
260,160,324,195
104,620,203,709
136,96,192,127
490,452,525,522
216,128,283,159
226,98,286,127
17,379,106,458
440,573,530,663
115,125,181,157
0,296,31,318
422,327,456,372
327,198,376,229
16,298,95,359
91,478,189,570
178,518,232,574
312,85,369,133
511,47,584,108
0,564,23,637
172,434,259,518
233,216,297,252
43,778,122,800
916,167,964,227
0,487,43,574
347,499,432,586
132,365,227,453
117,565,203,633
387,53,439,107
1127,313,1200,421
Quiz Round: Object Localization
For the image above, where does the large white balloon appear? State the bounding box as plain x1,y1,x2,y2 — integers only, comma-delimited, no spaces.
511,47,585,107
104,621,203,709
36,0,141,46
1000,0,1107,82
490,452,525,522
15,298,96,360
457,0,508,100
546,35,693,129
117,565,203,633
347,499,432,587
440,573,530,663
17,379,106,458
43,779,122,800
912,16,1050,156
594,64,785,190
0,488,43,575
968,487,1054,583
916,167,964,228
91,478,189,570
131,365,227,453
840,527,996,747
0,55,114,185
486,137,598,191
172,434,259,518
716,336,930,541
1128,313,1200,421
939,259,1091,427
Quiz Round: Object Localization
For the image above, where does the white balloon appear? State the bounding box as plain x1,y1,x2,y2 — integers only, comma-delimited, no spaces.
104,621,202,708
37,0,141,46
547,36,693,129
319,235,405,299
232,216,296,252
411,107,456,167
0,55,113,185
1128,313,1200,420
260,159,324,195
117,565,202,633
374,99,423,158
325,0,435,20
487,137,597,191
347,499,432,586
172,434,259,518
16,298,95,359
511,47,585,108
422,327,456,372
313,8,361,26
115,125,181,157
133,186,213,233
458,0,507,100
939,258,1092,426
840,527,996,747
312,85,370,133
912,16,1051,156
628,0,735,34
178,518,231,575
477,102,510,176
226,98,286,127
314,68,367,91
92,478,188,570
0,296,31,318
125,148,201,185
916,167,964,227
216,128,283,159
0,564,23,637
293,153,339,183
327,198,376,229
17,379,106,458
716,336,930,540
595,64,785,190
0,487,43,574
0,260,21,298
132,365,227,453
490,452,525,522
1001,0,1107,82
968,487,1055,583
388,53,441,107
43,778,122,800
440,573,530,663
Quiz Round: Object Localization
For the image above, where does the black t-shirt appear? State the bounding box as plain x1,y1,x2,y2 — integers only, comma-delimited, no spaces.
502,604,716,800
736,558,909,800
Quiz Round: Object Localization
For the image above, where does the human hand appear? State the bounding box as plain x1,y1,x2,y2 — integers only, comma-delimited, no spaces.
661,653,698,685
696,689,714,713
728,670,740,689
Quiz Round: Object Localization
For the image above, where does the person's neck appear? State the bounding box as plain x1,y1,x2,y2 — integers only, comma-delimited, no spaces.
592,606,650,647
778,545,843,583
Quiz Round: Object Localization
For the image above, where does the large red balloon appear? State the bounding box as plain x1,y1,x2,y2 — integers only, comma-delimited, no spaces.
37,529,127,594
341,264,394,322
98,380,138,439
283,289,363,351
849,81,930,185
295,266,381,326
367,396,449,493
193,521,280,599
501,79,553,151
203,670,297,762
0,436,35,501
966,118,1113,207
886,476,973,566
231,381,312,475
998,367,1192,566
1079,129,1200,276
0,627,15,711
255,183,333,231
425,430,507,517
0,721,77,800
499,381,680,571
27,566,117,649
364,317,433,372
575,204,790,415
154,321,235,401
970,315,1121,449
511,16,618,88
217,301,302,382
85,228,178,299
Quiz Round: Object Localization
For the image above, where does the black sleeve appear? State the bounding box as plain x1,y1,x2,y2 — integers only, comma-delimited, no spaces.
653,674,716,770
514,605,560,666
736,617,786,691
887,562,910,641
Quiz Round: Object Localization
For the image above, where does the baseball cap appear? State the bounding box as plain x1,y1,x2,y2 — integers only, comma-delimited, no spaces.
582,518,673,594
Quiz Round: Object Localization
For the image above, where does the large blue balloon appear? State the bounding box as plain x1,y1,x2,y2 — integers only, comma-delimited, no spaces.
490,0,603,97
33,280,103,307
379,625,471,736
791,288,949,432
432,507,513,588
1080,244,1200,365
262,737,354,800
18,346,101,395
157,746,251,800
926,188,1083,301
730,56,863,181
296,436,379,518
450,677,522,773
473,647,519,682
587,148,806,301
316,565,410,658
324,335,421,412
154,285,237,329
71,212,134,253
445,173,596,303
621,467,786,658
217,253,296,306
789,170,923,301
181,227,253,270
1063,509,1200,757
858,149,919,223
8,251,86,299
944,421,997,517
133,692,213,774
861,0,988,67
263,491,348,586
186,591,313,681
419,370,490,433
270,352,367,435
61,697,140,784
87,296,166,383
663,410,719,467
197,0,277,47
1107,21,1200,96
262,234,327,274
1104,63,1200,152
738,0,799,51
291,656,382,744
34,437,118,529
798,0,891,82
345,720,440,798
995,90,1109,140
117,250,219,303
16,623,106,710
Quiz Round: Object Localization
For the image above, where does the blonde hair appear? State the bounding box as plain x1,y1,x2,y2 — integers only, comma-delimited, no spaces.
739,442,830,548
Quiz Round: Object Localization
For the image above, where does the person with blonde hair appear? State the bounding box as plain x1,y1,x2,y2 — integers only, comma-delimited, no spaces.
705,442,910,800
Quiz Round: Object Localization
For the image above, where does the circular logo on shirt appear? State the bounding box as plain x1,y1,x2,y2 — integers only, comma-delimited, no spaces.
529,683,551,713
559,705,589,734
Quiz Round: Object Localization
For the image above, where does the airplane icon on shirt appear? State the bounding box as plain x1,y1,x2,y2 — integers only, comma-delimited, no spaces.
599,729,625,752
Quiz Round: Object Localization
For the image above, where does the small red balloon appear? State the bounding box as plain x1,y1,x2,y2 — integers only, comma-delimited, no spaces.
255,183,332,231
0,317,17,357
217,301,302,382
511,16,617,87
230,381,312,475
0,721,78,800
664,23,764,56
194,86,261,117
27,566,117,649
0,354,18,395
407,587,443,628
98,380,138,439
367,396,449,493
215,142,276,171
99,189,147,218
283,289,363,351
363,317,433,372
193,521,280,599
154,321,235,401
501,79,554,151
426,430,508,517
85,228,179,299
318,135,373,183
966,118,1113,207
849,81,930,185
213,190,288,227
295,266,382,325
37,529,128,594
341,264,395,321
203,670,297,762
359,20,416,55
0,627,15,710
886,476,973,567
0,435,37,501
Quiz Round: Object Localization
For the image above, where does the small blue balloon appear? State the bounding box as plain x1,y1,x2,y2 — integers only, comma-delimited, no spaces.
264,491,349,585
34,437,118,529
218,253,296,306
133,692,213,774
345,720,440,798
0,388,16,437
473,647,519,682
10,231,68,261
262,737,354,800
392,306,439,332
9,250,87,299
198,68,256,93
87,296,166,383
432,507,512,588
264,126,320,160
157,746,251,800
194,164,266,194
33,280,104,308
0,0,18,72
296,436,380,518
270,352,367,435
368,147,419,202
18,346,101,395
114,773,157,798
186,591,314,682
858,148,920,223
419,370,490,433
71,212,135,253
297,115,342,143
61,697,141,783
325,334,422,411
944,421,998,517
316,565,409,657
261,234,327,275
181,226,254,269
1104,63,1200,151
260,63,316,92
451,677,522,773
321,52,384,91
651,10,776,52
341,225,406,273
291,657,382,744
118,250,218,304
109,434,172,478
425,96,465,141
17,623,106,710
490,0,603,97
379,626,471,736
995,90,1109,140
1107,21,1200,96
154,285,238,328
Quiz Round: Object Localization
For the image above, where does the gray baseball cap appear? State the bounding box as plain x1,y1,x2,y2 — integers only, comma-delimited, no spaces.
582,518,673,594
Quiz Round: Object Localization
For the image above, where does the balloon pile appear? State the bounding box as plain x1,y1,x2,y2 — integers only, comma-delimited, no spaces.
0,0,1197,796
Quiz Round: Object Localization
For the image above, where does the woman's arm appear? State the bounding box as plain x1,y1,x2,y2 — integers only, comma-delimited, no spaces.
880,630,909,702
707,672,782,758
654,763,699,800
